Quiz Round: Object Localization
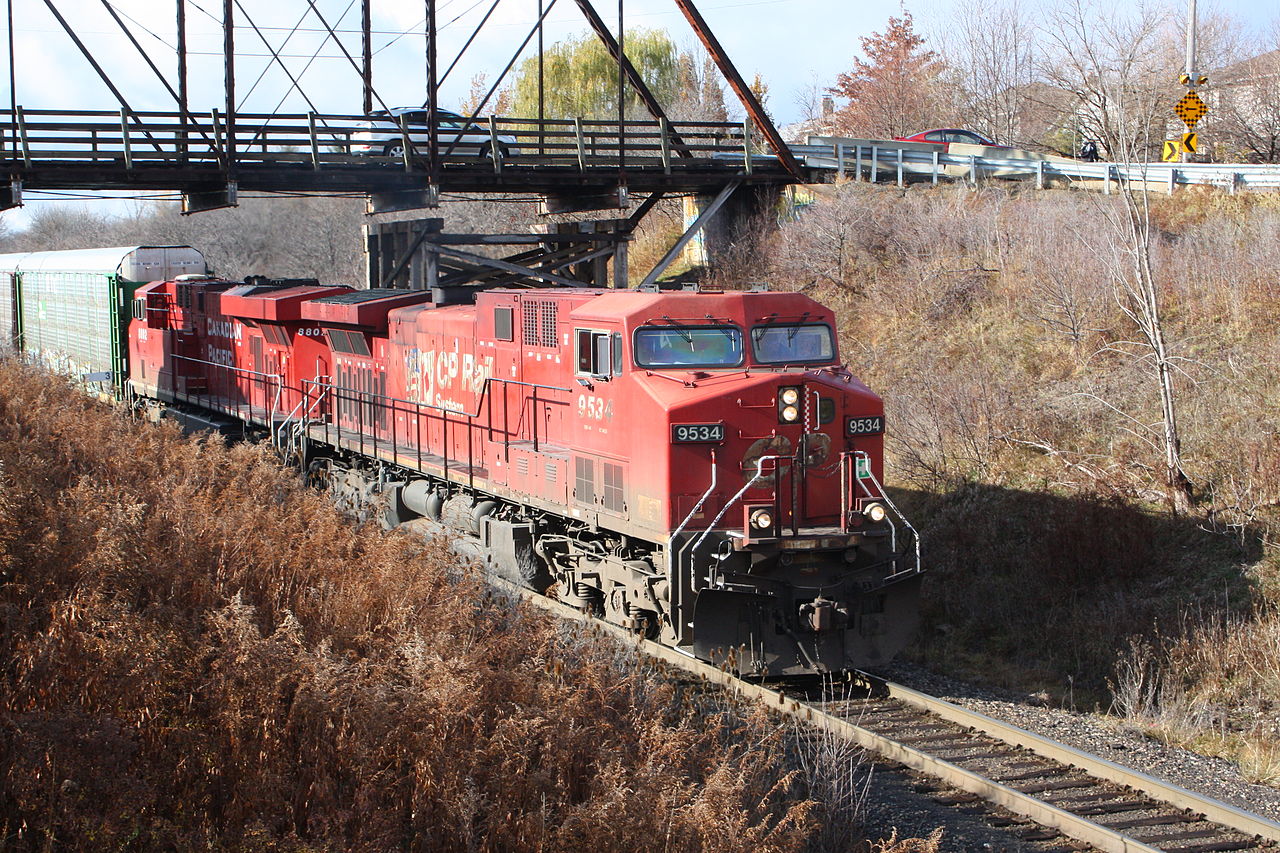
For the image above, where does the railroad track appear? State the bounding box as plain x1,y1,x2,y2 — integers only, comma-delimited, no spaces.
502,577,1280,853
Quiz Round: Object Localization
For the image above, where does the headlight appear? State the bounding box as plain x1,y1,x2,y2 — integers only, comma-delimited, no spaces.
778,386,803,424
750,508,774,530
863,502,887,523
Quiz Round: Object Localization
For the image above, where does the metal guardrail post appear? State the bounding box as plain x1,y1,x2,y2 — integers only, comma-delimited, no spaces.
855,144,862,181
932,150,939,185
969,154,978,186
488,116,502,175
659,117,671,174
120,109,132,169
896,148,903,187
15,106,29,168
870,145,878,183
574,117,586,171
743,121,753,175
308,111,320,170
1167,167,1175,194
835,142,844,180
1104,164,1112,195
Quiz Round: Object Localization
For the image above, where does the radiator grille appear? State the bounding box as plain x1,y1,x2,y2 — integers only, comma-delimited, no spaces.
516,457,529,476
522,300,559,348
574,456,594,504
602,462,625,513
545,462,557,484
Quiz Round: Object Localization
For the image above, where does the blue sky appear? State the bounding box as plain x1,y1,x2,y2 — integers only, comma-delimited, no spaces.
3,0,1278,226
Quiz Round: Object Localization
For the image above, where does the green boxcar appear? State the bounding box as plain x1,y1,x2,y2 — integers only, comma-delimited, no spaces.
0,246,207,393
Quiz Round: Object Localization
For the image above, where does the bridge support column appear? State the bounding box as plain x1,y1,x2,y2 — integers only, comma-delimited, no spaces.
0,180,20,211
681,184,780,276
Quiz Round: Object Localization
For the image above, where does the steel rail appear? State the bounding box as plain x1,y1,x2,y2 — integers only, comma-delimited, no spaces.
884,680,1280,844
490,574,1280,852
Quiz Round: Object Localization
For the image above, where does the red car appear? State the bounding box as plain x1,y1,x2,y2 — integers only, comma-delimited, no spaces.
894,128,1003,147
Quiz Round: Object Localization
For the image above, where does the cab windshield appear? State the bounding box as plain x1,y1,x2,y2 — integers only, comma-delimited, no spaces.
751,324,835,364
634,325,744,368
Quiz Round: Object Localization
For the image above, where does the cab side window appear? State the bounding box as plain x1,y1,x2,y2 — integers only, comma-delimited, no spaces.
576,328,621,378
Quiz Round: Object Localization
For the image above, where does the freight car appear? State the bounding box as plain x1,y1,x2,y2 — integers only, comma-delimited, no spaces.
8,246,922,676
0,246,207,388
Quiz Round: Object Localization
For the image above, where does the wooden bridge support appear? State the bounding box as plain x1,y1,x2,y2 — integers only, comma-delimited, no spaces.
364,217,633,297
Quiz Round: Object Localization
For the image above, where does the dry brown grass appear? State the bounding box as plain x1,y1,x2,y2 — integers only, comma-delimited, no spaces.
761,183,1278,717
0,361,906,850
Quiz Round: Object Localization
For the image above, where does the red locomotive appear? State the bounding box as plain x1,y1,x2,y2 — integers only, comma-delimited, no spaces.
127,274,920,676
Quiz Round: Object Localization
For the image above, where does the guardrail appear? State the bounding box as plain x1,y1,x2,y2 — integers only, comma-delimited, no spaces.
796,137,1280,193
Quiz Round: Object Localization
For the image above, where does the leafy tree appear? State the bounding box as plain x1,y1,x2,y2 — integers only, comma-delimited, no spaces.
507,28,681,121
506,28,731,123
828,11,950,138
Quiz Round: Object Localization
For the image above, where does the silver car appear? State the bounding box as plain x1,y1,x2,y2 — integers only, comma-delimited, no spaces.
350,107,519,159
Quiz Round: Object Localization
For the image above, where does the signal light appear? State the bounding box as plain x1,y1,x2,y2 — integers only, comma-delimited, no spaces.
778,386,802,423
750,508,774,530
863,502,887,523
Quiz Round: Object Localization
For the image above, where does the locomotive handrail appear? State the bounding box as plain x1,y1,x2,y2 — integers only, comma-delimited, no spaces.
302,375,570,423
671,449,718,542
852,450,922,576
298,374,572,481
167,354,284,427
689,453,788,589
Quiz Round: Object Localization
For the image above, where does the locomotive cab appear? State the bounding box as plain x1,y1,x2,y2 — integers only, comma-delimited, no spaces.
628,289,922,677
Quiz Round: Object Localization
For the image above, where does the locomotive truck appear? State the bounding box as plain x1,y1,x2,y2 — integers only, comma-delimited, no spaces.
0,246,922,677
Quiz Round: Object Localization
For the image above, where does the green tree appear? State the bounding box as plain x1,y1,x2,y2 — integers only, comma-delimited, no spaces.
508,28,681,121
829,11,950,138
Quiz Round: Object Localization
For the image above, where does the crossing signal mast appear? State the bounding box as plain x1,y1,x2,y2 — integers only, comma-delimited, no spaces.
1174,0,1209,162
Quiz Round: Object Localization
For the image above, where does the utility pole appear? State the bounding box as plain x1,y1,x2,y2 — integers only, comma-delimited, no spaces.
1181,0,1198,163
1184,0,1198,86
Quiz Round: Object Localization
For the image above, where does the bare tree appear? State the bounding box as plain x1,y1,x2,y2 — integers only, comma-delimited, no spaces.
1038,0,1172,160
941,0,1039,145
1213,33,1280,162
1097,188,1194,513
1037,0,1195,513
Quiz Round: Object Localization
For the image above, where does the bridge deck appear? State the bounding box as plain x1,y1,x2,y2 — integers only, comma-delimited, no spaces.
1,109,804,195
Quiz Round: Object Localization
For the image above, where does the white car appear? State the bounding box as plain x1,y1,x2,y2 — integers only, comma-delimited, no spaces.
350,107,519,159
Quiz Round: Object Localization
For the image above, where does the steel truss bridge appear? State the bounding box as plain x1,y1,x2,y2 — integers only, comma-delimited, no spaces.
1,0,811,292
0,108,799,211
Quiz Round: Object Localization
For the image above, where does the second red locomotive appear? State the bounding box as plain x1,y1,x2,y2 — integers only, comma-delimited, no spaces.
125,274,920,675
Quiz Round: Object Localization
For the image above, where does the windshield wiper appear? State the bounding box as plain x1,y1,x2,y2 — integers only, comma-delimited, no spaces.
659,315,694,344
787,312,811,342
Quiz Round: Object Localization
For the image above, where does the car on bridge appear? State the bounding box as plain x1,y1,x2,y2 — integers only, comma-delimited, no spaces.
894,128,1006,148
350,107,520,160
